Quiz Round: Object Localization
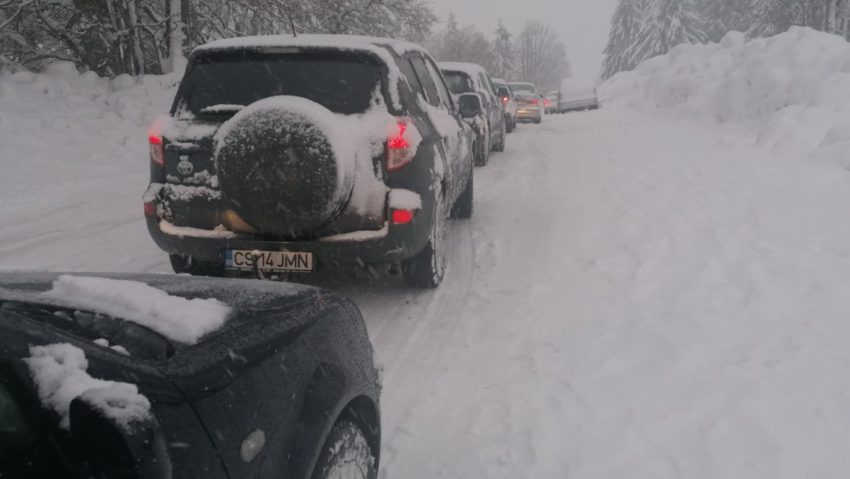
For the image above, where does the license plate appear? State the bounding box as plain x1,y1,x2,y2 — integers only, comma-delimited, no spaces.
226,250,314,273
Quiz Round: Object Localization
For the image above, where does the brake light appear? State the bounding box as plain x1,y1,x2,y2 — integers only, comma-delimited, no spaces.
502,96,509,103
143,202,156,218
387,118,417,172
148,123,164,167
392,209,415,225
531,99,539,105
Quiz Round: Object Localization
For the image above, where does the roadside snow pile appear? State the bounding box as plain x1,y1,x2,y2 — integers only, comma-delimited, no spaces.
25,343,150,430
600,27,850,157
43,275,231,344
0,62,178,216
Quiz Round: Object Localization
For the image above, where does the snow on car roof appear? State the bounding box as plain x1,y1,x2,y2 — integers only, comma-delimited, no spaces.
438,61,488,77
195,34,427,57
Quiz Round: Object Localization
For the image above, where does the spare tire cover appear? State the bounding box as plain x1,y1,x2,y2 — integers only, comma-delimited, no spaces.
214,96,354,237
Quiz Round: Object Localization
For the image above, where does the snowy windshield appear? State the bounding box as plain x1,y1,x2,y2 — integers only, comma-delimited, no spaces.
508,83,535,93
179,51,383,115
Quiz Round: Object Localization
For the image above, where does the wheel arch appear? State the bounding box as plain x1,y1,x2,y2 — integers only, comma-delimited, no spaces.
295,359,381,478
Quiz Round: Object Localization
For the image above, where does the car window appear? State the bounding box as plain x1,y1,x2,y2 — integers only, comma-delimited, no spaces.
443,71,474,95
424,59,454,109
178,50,383,115
409,56,441,107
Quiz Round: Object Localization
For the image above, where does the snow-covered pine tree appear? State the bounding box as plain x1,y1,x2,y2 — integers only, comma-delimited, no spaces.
492,19,516,79
697,0,753,41
629,0,707,67
601,0,649,80
428,14,498,72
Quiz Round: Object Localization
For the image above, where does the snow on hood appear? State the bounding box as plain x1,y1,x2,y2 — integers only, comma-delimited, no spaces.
599,27,850,157
25,343,151,431
42,275,231,344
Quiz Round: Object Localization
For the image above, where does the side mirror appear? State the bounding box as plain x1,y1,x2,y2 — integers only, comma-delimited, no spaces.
459,93,483,119
70,396,172,479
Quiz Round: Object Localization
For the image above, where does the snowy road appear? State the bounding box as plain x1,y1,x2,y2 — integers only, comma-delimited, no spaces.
5,105,850,477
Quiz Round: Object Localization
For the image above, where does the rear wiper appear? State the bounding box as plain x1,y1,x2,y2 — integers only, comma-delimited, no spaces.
198,104,245,115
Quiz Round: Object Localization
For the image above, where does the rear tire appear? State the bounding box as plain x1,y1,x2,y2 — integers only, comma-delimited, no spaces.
169,254,224,277
505,116,514,133
451,173,473,220
402,203,447,289
493,123,506,152
311,420,377,479
475,139,489,167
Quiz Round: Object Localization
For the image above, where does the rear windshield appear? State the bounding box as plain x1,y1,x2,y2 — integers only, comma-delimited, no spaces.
442,71,475,94
510,83,535,93
178,50,384,116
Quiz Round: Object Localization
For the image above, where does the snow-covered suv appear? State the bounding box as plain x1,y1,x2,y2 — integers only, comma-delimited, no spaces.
144,35,478,288
439,62,507,165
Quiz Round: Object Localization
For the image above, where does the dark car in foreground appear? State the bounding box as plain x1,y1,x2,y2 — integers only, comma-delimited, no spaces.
0,273,381,479
145,35,478,288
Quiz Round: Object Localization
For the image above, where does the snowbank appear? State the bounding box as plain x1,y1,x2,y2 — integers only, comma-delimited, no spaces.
25,343,150,430
0,63,179,273
600,27,850,157
43,275,231,344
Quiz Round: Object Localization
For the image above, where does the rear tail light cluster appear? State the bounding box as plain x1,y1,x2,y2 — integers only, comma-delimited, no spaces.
148,124,164,167
391,209,415,225
144,202,156,218
531,99,540,105
502,96,510,103
386,118,419,172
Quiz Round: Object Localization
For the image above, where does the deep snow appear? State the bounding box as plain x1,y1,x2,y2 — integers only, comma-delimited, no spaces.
5,28,850,477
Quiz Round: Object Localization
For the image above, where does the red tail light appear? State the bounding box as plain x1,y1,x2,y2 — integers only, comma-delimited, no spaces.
387,118,417,172
392,209,415,225
502,96,509,103
144,202,156,218
531,99,539,105
148,123,164,167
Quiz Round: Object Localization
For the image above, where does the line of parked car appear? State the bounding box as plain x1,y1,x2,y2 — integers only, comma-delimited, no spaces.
3,33,568,479
143,34,554,292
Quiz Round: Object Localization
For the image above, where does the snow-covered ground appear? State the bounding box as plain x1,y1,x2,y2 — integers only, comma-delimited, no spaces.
5,28,850,478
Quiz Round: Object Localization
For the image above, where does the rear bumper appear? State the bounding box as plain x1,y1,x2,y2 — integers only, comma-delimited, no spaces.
145,212,433,271
516,109,542,121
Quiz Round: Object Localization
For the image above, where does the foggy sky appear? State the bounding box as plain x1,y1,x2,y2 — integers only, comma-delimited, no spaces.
426,0,617,81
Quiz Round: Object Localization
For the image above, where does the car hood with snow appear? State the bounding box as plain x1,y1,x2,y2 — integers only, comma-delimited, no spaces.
0,273,379,478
